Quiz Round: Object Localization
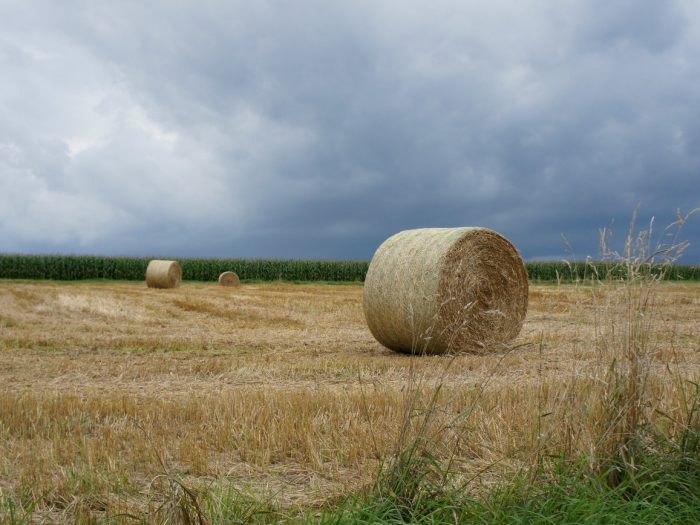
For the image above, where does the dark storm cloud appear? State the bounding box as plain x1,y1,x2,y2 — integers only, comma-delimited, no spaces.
1,0,699,262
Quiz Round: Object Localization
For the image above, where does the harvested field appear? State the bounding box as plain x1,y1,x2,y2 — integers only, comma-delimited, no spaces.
0,280,699,521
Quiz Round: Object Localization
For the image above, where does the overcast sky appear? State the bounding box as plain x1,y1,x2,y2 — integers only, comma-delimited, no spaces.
1,1,699,262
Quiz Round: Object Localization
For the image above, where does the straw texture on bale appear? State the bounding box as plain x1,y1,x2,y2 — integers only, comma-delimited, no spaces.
218,271,240,287
145,260,182,289
363,227,528,355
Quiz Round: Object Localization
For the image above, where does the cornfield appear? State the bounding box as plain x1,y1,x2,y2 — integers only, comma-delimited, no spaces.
0,255,698,282
525,260,700,281
0,255,369,282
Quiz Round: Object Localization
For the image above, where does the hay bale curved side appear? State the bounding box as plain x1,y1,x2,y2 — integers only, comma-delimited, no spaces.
146,260,182,289
218,271,240,287
362,228,528,355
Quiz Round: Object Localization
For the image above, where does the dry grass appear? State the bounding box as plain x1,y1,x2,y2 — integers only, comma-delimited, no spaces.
0,280,699,521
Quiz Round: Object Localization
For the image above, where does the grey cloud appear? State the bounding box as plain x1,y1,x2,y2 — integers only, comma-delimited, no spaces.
571,0,687,53
0,1,698,262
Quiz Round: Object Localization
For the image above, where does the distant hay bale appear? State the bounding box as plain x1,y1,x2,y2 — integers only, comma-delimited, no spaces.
145,260,181,289
218,271,240,287
363,227,528,355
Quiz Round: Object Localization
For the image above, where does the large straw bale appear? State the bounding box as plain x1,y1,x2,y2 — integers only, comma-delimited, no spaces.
145,260,182,289
218,271,240,287
363,227,528,355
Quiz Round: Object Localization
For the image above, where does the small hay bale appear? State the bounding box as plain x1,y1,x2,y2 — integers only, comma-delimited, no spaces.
218,271,240,287
363,227,528,355
145,260,182,289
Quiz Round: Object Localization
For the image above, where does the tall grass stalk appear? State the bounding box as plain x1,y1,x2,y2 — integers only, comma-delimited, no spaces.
588,208,698,484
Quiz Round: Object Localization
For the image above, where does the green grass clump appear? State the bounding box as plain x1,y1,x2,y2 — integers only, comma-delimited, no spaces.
4,452,699,524
317,456,700,525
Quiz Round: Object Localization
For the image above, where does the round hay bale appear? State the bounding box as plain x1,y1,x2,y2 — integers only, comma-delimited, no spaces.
145,260,182,289
363,227,528,355
218,271,240,287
